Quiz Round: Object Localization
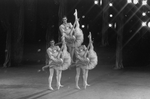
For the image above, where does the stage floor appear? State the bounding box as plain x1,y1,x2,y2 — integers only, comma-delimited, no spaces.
1,64,150,99
1,46,150,99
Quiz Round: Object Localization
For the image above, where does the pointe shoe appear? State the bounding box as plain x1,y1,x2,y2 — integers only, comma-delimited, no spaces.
86,83,90,87
49,86,54,90
60,84,64,87
84,85,87,89
76,85,80,89
57,86,60,90
57,84,63,90
42,67,45,71
84,83,90,89
74,9,77,16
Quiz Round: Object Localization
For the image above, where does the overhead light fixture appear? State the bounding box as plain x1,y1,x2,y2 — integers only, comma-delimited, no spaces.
147,21,150,28
127,0,132,3
109,23,113,27
133,0,138,4
142,0,147,5
142,22,147,27
109,3,113,7
142,12,146,16
94,0,99,5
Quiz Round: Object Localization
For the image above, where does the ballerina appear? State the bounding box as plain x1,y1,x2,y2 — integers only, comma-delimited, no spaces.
59,16,75,63
59,9,84,64
42,37,71,90
75,32,98,89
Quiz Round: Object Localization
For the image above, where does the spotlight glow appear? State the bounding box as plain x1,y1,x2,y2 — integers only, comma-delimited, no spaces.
127,0,132,3
94,0,99,5
142,22,147,27
142,12,146,16
37,49,41,52
114,23,117,29
100,0,102,5
133,0,138,4
109,3,113,7
82,16,85,18
142,0,147,5
110,14,113,17
148,22,150,28
109,23,113,27
81,25,85,28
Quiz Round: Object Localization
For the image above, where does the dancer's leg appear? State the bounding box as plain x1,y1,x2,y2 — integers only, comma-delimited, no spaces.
85,69,90,87
48,68,54,90
68,46,74,63
82,68,86,89
56,69,60,90
59,70,63,87
74,10,80,27
75,67,81,89
71,47,75,63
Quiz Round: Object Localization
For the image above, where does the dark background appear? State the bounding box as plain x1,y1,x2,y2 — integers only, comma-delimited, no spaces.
0,0,150,68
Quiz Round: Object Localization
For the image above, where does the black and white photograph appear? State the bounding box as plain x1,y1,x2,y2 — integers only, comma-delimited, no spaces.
0,0,150,99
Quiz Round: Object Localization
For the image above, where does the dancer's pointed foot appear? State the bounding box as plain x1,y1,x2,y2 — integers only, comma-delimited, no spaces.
42,67,45,71
57,86,60,90
86,83,90,86
49,86,54,90
84,83,90,89
57,84,63,90
74,9,77,16
60,84,64,87
76,85,80,89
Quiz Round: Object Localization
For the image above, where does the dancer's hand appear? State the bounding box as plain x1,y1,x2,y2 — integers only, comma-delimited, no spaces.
72,35,76,40
74,9,78,20
74,9,77,16
88,32,91,39
88,32,93,43
61,35,65,42
42,67,45,71
87,58,90,62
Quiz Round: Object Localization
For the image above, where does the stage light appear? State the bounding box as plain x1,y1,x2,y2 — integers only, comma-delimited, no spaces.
142,12,146,16
130,30,132,32
114,23,117,29
133,0,138,4
37,60,41,62
81,25,85,28
37,49,41,52
100,0,102,5
142,22,147,27
110,14,113,17
109,23,113,27
5,49,7,52
109,3,113,7
142,0,147,5
127,0,132,3
94,0,99,5
82,16,85,18
148,22,150,28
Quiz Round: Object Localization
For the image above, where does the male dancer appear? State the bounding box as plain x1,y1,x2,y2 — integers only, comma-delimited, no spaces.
59,16,75,63
42,40,63,90
75,33,98,89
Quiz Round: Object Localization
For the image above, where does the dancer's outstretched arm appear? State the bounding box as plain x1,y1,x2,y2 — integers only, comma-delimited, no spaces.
88,32,94,50
74,9,80,27
76,51,87,61
47,49,58,62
